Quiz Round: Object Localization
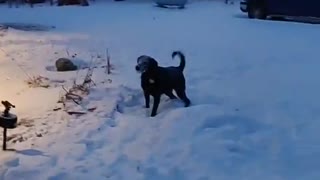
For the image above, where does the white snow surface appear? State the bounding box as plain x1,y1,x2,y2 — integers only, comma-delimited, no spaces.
0,1,320,180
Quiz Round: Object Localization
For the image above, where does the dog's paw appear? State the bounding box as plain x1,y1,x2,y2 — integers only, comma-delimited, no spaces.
145,105,150,108
150,113,157,117
184,100,191,107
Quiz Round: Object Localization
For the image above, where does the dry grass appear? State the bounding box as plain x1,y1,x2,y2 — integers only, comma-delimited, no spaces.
26,75,50,88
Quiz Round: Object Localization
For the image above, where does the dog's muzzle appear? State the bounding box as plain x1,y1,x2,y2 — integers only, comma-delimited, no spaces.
135,65,146,73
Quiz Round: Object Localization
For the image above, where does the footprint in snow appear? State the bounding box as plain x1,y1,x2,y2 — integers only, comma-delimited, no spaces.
5,158,19,167
194,115,263,139
16,149,49,157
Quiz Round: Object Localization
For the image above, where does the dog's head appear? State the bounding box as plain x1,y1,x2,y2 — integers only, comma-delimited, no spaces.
135,55,158,73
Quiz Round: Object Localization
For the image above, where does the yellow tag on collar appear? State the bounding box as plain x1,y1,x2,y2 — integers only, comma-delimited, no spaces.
149,79,155,84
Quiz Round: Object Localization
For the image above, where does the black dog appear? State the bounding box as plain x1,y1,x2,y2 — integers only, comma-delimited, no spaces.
135,51,191,117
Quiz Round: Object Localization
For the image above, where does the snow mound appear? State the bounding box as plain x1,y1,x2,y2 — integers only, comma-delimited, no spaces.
0,1,320,180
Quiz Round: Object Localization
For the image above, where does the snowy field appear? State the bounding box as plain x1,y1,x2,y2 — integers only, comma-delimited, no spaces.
0,0,320,179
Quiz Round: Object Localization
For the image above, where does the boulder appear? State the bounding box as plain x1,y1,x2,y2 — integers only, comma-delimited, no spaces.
55,58,78,72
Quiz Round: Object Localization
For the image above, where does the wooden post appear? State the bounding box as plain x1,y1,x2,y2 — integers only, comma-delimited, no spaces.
3,128,7,150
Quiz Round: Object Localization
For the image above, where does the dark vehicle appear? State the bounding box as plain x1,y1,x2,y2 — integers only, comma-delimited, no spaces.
240,0,320,20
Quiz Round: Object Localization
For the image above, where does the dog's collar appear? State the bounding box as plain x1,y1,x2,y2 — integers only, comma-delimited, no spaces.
149,79,155,84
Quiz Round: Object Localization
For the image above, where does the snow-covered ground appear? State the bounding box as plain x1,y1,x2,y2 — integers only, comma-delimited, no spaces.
0,1,320,179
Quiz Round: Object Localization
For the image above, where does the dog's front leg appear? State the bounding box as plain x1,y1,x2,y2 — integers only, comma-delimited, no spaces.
144,91,150,108
151,95,161,117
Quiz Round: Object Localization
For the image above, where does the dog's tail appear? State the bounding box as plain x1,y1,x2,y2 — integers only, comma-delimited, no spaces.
172,51,186,71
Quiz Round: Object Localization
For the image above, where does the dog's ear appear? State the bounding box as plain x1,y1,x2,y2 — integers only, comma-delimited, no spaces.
148,58,158,69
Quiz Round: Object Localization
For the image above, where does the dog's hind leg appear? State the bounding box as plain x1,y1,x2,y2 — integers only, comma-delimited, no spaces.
151,95,161,117
165,91,177,99
175,89,191,107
